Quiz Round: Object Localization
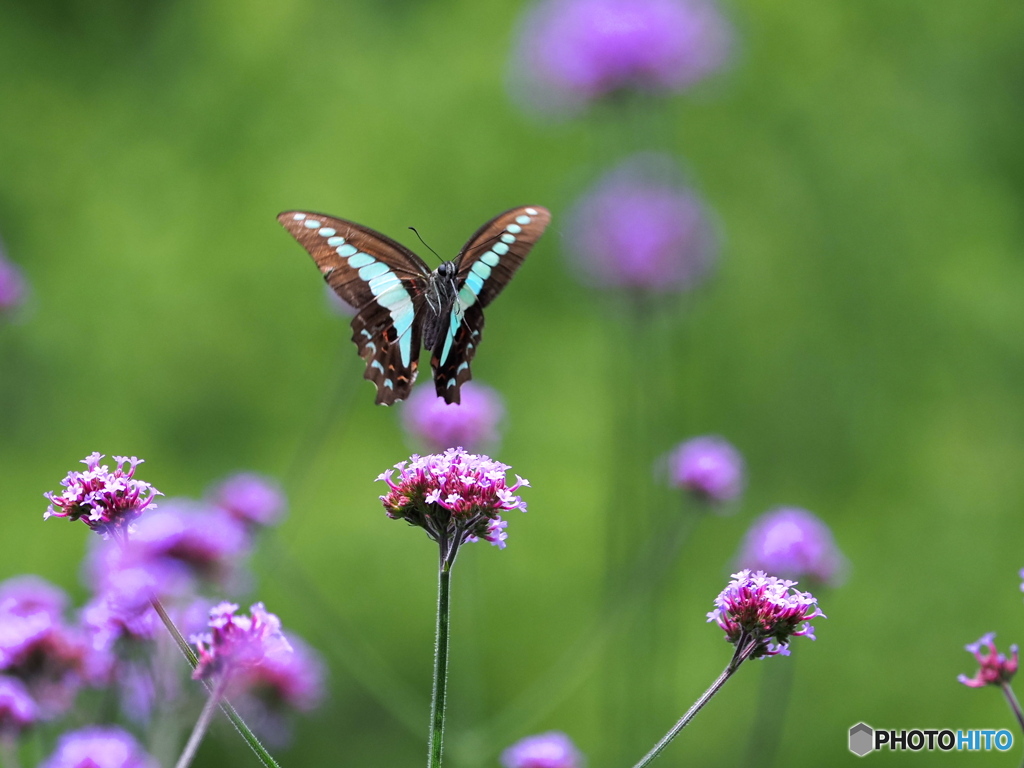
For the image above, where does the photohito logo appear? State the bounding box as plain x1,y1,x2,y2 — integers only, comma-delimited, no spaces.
848,723,1013,756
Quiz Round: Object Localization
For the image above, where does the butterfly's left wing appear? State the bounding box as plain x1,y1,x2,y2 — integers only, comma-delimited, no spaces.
277,210,432,405
430,205,551,403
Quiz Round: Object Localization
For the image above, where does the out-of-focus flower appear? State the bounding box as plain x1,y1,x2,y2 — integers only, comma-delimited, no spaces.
501,731,584,768
0,576,68,620
231,635,326,747
39,726,158,768
192,602,291,685
0,577,90,718
707,570,824,661
0,675,38,737
402,381,505,453
44,454,161,538
565,155,717,294
377,448,529,555
667,435,743,505
510,0,732,115
85,501,250,613
325,284,357,317
958,633,1018,688
735,507,847,587
0,252,27,315
210,472,287,528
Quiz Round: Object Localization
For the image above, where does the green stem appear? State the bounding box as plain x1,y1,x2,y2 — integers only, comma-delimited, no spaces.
0,735,21,768
149,598,282,768
630,643,756,768
1002,682,1024,735
174,677,228,768
428,559,454,768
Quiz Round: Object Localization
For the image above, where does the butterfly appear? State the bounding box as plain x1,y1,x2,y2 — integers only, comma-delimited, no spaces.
278,206,551,405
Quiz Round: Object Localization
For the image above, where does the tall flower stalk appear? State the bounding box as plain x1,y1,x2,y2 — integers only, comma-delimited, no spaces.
377,448,530,768
631,570,824,768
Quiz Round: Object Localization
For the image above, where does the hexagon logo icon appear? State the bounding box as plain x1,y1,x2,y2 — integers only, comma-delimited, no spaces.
849,722,874,756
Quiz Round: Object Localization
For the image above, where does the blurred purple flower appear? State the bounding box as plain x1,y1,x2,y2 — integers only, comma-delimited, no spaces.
0,576,68,620
324,284,357,316
0,577,90,718
210,472,287,528
707,570,824,660
735,507,847,587
402,381,505,453
0,675,38,737
565,155,717,294
0,252,27,315
44,454,162,538
958,633,1018,688
502,731,584,768
192,602,291,685
667,435,744,505
377,448,529,555
510,0,732,115
39,726,158,768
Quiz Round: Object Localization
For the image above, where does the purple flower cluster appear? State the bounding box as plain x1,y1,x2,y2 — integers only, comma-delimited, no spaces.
958,633,1018,688
566,155,717,294
377,448,529,551
502,731,584,768
44,454,162,538
209,472,287,528
0,576,91,719
39,726,158,768
667,435,744,504
735,507,846,586
0,676,37,737
511,0,732,115
192,602,291,684
402,381,505,453
708,570,824,660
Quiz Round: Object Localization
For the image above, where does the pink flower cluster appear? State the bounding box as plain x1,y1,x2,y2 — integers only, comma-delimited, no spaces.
192,602,291,684
708,570,824,659
44,454,162,537
377,448,529,550
958,633,1018,688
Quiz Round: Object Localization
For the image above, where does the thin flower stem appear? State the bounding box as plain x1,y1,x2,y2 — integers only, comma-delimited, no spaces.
174,677,228,768
1,735,21,768
630,644,754,768
1001,682,1024,734
428,561,454,768
149,597,281,768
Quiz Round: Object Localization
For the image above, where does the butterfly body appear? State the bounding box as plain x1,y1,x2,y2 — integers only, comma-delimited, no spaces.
278,206,550,405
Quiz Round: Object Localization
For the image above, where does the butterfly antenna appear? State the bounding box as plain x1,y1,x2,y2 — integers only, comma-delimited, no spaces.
408,227,443,263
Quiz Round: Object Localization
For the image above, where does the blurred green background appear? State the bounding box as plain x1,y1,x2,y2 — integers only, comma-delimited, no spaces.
2,0,1024,765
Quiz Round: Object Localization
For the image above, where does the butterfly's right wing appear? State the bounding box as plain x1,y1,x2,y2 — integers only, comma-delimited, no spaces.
278,211,431,405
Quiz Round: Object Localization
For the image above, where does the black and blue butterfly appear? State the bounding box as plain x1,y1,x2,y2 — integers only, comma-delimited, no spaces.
278,206,551,405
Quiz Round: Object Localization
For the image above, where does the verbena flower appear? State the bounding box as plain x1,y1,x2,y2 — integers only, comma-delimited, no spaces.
667,435,744,504
210,472,287,528
0,251,27,315
0,576,92,718
958,633,1018,688
376,448,529,556
192,602,291,685
501,731,584,768
708,570,824,660
510,0,732,115
44,454,162,538
0,675,37,737
565,155,717,294
39,726,158,768
402,381,505,453
735,507,847,586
